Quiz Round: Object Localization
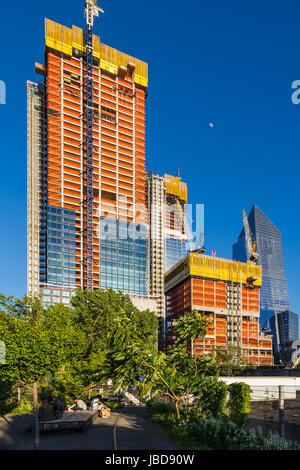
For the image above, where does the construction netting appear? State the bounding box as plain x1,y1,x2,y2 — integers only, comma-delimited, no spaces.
164,174,187,202
45,18,148,88
189,253,262,286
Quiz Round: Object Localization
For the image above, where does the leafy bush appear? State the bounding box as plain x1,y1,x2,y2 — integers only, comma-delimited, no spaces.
228,382,251,426
189,417,300,450
0,380,14,415
147,400,178,426
198,379,228,417
147,399,176,415
8,399,35,415
189,417,242,450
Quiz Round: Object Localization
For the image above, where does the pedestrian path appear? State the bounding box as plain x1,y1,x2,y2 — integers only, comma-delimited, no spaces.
0,407,178,450
115,407,178,450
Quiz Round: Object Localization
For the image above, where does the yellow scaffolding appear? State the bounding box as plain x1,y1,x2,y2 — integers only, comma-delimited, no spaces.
165,252,262,287
189,253,262,286
45,18,148,88
164,174,187,202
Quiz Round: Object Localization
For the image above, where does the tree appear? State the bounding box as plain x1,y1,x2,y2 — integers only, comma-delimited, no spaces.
102,310,218,419
214,345,250,376
70,288,158,397
0,295,82,410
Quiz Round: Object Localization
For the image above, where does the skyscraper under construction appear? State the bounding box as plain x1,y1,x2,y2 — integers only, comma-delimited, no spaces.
164,252,273,366
27,2,150,307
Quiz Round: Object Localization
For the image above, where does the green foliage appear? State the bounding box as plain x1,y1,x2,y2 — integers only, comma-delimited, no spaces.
103,309,220,420
0,380,14,415
8,399,35,415
189,417,300,450
45,367,87,404
0,290,158,408
172,310,213,346
147,399,176,415
106,400,124,409
197,379,228,417
0,294,84,412
147,400,211,450
0,296,83,386
214,345,249,376
228,382,251,426
71,288,158,392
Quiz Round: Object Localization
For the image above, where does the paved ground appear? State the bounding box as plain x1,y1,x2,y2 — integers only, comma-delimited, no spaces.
115,407,178,450
0,407,178,451
3,400,298,451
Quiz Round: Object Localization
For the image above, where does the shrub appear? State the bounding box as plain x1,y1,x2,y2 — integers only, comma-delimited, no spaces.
189,417,300,450
106,400,124,409
228,382,251,426
0,380,14,415
189,417,243,450
8,399,35,415
147,400,177,425
147,399,176,415
199,379,228,417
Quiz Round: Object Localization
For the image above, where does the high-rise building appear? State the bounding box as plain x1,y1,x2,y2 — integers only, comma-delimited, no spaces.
164,252,273,365
233,204,290,327
27,15,150,307
146,172,188,344
268,310,299,364
163,174,187,272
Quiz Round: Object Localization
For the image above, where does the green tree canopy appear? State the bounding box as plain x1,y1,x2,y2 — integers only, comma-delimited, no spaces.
102,309,219,419
0,295,83,409
69,288,158,395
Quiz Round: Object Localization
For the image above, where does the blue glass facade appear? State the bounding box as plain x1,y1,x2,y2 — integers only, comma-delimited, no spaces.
46,205,76,288
269,310,299,363
165,237,187,272
99,217,148,297
233,205,289,327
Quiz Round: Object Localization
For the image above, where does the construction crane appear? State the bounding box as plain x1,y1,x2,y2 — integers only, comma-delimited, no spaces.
292,355,300,369
84,0,103,289
242,209,258,263
242,209,259,286
175,199,206,254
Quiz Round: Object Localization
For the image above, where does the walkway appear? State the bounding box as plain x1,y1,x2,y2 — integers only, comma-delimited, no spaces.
0,406,178,451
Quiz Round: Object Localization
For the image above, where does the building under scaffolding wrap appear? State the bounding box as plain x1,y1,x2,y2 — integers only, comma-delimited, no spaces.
146,172,188,346
27,14,154,309
164,252,274,366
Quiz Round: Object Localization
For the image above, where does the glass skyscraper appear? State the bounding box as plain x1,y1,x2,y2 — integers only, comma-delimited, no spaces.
269,310,299,363
233,204,290,327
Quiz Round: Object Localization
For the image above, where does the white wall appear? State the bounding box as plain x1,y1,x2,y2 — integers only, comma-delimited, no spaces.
220,376,300,401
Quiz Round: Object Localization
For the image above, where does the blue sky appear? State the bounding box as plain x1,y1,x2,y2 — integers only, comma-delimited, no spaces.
0,0,299,325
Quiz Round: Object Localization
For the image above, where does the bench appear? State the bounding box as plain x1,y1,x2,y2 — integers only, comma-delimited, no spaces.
39,409,98,433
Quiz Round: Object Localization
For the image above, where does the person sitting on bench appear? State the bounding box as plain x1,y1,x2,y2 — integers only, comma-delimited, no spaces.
68,397,87,411
38,397,55,422
52,396,64,418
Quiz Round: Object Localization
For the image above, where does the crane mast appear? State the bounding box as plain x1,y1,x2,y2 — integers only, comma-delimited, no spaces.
84,0,103,289
242,209,258,263
175,199,205,253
